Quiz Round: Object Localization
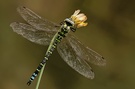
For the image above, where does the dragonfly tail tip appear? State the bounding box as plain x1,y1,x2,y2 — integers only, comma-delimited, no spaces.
27,81,32,86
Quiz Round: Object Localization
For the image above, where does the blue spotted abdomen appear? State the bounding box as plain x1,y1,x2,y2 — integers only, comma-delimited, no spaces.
27,24,70,85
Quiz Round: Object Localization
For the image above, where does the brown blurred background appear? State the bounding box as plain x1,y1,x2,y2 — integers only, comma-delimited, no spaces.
0,0,135,89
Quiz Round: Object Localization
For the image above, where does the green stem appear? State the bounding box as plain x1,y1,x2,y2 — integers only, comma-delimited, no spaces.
36,64,46,89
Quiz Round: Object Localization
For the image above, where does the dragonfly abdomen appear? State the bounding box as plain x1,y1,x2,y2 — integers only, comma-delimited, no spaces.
27,41,57,85
27,23,70,85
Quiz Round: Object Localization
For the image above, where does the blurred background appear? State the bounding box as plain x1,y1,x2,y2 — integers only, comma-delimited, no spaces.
0,0,135,89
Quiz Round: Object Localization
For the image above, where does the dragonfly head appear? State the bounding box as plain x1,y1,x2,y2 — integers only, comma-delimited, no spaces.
64,18,76,32
64,10,88,32
71,10,88,28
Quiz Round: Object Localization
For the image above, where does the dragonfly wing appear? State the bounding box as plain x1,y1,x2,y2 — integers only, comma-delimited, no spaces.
10,22,55,45
57,34,106,79
17,6,59,32
57,35,95,79
66,33,106,66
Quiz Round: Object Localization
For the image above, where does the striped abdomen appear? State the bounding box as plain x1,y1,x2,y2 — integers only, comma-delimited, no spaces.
27,24,69,85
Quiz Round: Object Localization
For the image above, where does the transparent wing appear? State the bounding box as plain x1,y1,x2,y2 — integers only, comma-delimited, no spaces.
17,6,59,32
57,33,106,79
10,22,56,45
10,6,60,45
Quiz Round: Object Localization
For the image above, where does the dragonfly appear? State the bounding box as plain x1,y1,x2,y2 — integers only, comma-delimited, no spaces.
10,6,106,86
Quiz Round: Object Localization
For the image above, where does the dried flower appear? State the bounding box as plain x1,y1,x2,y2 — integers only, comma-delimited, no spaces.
71,10,88,28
